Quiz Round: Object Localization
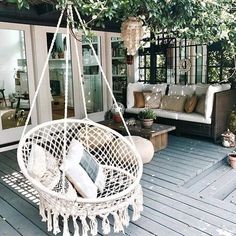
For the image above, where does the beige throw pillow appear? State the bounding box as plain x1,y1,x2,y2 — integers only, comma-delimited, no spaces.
184,94,198,113
133,91,145,108
195,95,205,115
143,92,162,109
161,95,187,112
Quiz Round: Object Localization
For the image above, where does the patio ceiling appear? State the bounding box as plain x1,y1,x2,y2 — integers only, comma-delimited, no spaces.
0,1,120,31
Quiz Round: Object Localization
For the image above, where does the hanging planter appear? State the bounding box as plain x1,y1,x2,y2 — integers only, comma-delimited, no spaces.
121,17,144,56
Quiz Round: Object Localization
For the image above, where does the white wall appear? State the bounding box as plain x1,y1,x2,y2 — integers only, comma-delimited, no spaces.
0,29,22,98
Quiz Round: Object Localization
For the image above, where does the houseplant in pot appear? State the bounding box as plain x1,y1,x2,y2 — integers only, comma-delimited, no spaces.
228,148,236,169
111,102,125,123
138,108,157,128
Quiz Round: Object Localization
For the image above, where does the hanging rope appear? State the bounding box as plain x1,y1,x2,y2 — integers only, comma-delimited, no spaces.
73,6,135,147
21,9,65,139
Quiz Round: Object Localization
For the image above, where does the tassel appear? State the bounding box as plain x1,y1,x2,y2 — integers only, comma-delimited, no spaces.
102,214,110,235
120,208,130,227
112,212,124,233
39,200,47,222
89,216,98,236
80,216,89,236
47,209,53,232
72,216,80,236
63,216,70,236
53,213,61,235
132,185,144,221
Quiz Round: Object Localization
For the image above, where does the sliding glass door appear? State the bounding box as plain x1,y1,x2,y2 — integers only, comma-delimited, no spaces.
0,23,37,146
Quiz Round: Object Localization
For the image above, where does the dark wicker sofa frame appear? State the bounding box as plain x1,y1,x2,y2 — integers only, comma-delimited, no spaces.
125,88,236,142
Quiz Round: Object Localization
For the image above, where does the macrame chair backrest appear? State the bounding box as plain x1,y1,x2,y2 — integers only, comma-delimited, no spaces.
17,2,143,236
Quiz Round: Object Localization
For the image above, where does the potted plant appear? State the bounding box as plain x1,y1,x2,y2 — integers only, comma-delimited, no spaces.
138,108,157,128
228,148,236,169
111,103,125,123
57,46,64,58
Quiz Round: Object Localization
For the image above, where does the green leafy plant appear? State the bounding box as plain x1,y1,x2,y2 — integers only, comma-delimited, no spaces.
229,105,236,134
138,109,157,120
57,46,63,53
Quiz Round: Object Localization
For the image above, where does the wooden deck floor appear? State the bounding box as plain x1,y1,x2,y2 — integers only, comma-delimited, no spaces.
1,135,236,236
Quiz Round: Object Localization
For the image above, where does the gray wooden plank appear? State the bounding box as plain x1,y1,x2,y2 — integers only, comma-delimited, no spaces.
0,216,22,236
183,161,230,193
141,180,236,225
142,188,235,236
0,182,56,236
158,152,209,169
224,188,236,204
144,163,189,182
152,158,201,175
200,169,236,198
143,165,185,186
142,197,209,236
149,156,194,177
0,197,50,236
159,150,214,168
162,147,220,163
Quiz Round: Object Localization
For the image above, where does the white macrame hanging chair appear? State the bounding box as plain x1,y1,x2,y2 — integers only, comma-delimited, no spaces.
17,3,143,236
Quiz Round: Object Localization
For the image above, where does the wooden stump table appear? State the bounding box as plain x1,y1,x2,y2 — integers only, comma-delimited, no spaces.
100,120,176,151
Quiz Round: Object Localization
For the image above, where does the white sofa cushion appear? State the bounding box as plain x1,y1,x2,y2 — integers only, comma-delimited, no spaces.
194,84,209,96
155,109,211,124
168,84,195,96
127,82,144,108
143,83,167,95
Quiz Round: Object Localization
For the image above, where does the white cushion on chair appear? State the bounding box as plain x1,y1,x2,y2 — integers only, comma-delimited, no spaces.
125,136,154,164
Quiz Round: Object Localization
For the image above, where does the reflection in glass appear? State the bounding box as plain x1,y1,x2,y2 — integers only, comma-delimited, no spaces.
82,35,103,113
111,37,127,104
47,33,75,120
0,29,30,130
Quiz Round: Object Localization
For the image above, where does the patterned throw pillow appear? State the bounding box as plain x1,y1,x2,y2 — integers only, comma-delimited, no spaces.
161,95,187,112
64,139,106,197
184,94,198,113
143,92,162,109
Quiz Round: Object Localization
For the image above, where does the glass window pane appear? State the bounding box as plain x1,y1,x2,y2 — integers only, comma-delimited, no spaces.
0,28,31,130
47,33,74,120
156,68,166,82
83,35,103,113
111,36,127,104
157,54,166,67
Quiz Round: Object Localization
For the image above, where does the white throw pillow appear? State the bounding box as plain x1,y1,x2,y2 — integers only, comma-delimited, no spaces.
126,82,144,108
63,139,106,197
28,143,47,179
28,143,77,200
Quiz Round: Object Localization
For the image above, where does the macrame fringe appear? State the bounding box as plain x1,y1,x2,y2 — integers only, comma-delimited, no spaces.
89,216,98,236
112,211,124,233
63,215,70,236
119,208,130,227
47,209,53,232
102,214,110,235
53,213,61,235
39,199,47,222
80,216,89,236
73,216,80,236
132,185,144,221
